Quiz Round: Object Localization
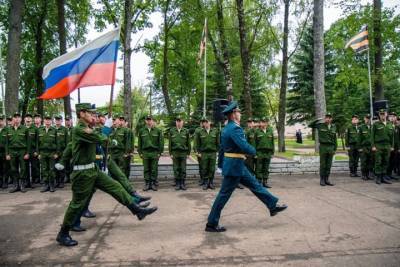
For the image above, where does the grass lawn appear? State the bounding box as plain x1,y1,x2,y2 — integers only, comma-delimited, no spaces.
285,138,345,149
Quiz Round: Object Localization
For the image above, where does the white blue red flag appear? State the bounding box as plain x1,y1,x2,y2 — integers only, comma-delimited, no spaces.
40,28,120,99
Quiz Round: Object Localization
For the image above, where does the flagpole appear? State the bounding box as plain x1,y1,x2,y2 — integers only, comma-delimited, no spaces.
367,48,374,122
0,39,5,115
203,18,207,118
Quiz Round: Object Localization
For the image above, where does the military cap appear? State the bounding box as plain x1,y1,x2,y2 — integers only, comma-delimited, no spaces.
247,117,253,122
253,118,259,123
25,113,33,118
378,109,387,114
145,115,153,120
351,114,359,118
13,112,21,117
0,114,5,120
119,114,126,120
33,113,41,118
260,116,269,122
97,112,106,118
7,116,12,121
65,115,72,120
55,115,63,120
44,113,52,119
389,111,397,116
325,112,332,117
75,103,96,113
174,114,184,121
222,101,240,115
364,114,371,119
201,117,209,122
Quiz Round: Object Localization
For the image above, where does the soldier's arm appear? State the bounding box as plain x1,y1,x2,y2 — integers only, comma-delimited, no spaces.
159,129,164,155
231,126,256,156
74,126,107,144
25,128,31,155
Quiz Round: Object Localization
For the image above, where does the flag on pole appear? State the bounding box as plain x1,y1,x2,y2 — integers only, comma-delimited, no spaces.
40,28,120,99
197,19,207,65
345,25,369,53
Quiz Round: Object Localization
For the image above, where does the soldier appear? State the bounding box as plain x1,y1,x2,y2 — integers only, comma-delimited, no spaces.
194,121,205,186
346,115,361,177
205,101,287,233
138,115,164,191
387,112,399,180
358,115,373,180
5,112,30,193
55,115,68,188
245,118,256,173
32,114,42,184
24,113,38,188
372,109,394,185
195,118,219,190
56,103,157,247
0,115,7,189
109,115,131,178
121,117,134,179
4,116,13,186
255,117,274,188
38,114,58,192
309,113,337,186
169,116,191,190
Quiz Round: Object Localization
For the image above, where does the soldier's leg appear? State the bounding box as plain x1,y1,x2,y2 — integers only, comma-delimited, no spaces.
24,157,32,188
172,156,180,187
179,156,187,189
124,156,131,179
360,148,368,179
240,168,279,211
151,157,159,185
49,156,57,192
208,154,216,184
108,158,134,194
9,152,21,192
40,155,50,192
382,148,391,178
348,147,354,175
255,157,263,183
319,151,327,185
143,157,151,182
207,175,240,227
265,157,272,183
197,155,204,185
200,155,208,185
95,171,133,206
32,156,41,183
354,149,360,176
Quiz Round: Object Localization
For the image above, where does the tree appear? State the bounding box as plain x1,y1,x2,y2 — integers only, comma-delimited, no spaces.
5,0,24,115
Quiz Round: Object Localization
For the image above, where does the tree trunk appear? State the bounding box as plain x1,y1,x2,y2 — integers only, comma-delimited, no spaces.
373,0,383,101
57,0,71,118
277,0,290,153
35,1,48,116
5,0,24,115
236,0,252,117
161,0,173,116
313,0,326,152
123,0,133,127
216,0,233,101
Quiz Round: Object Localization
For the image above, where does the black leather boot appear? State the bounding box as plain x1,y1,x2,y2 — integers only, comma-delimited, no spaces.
56,226,78,247
143,181,151,191
175,179,181,190
375,174,381,185
9,181,20,193
127,202,157,220
325,175,334,186
361,171,368,180
180,180,187,190
131,191,151,203
50,181,55,192
19,180,27,193
198,178,204,186
208,179,215,190
320,175,326,186
202,180,208,190
151,181,158,191
354,167,360,177
41,183,50,192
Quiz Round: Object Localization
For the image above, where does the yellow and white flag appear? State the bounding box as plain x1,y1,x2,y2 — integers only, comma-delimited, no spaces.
345,25,369,53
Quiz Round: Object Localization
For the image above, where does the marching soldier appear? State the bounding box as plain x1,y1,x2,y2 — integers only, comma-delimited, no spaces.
5,112,31,193
56,103,156,247
245,118,256,173
358,115,373,180
55,115,68,188
109,115,131,179
138,115,164,191
195,117,219,190
255,117,274,188
372,109,394,185
0,115,7,189
309,113,337,186
169,115,191,190
24,113,38,188
38,114,59,192
345,115,361,177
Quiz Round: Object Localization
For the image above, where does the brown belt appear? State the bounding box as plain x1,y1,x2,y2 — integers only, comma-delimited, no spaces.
224,153,246,159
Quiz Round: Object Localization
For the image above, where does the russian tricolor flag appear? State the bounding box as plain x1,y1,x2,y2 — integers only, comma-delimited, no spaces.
40,28,120,99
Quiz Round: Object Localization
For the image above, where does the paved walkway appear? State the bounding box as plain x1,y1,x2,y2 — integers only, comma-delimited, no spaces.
0,174,399,266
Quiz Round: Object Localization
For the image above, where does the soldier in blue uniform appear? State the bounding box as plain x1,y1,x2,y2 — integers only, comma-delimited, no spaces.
205,101,287,232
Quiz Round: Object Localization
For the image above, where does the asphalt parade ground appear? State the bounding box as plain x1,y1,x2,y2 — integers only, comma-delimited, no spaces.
0,174,399,266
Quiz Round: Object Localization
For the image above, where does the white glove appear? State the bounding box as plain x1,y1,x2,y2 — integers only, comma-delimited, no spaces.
217,168,222,174
112,139,118,146
103,167,109,176
55,163,65,171
104,118,113,128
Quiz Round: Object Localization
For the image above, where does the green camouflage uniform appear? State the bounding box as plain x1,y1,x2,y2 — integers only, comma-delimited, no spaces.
372,120,394,176
346,124,361,176
55,125,68,186
255,127,274,185
168,126,191,185
193,126,204,184
195,127,219,186
245,127,256,173
0,124,7,188
138,126,164,184
358,123,373,178
37,126,58,187
109,127,131,176
124,127,134,178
